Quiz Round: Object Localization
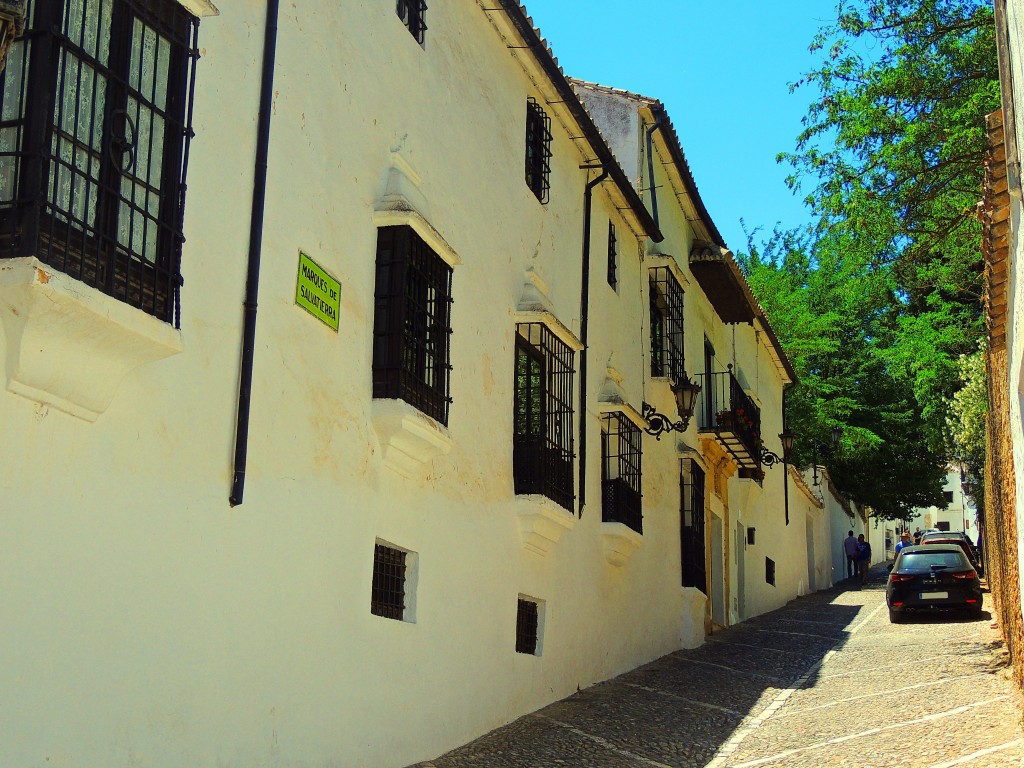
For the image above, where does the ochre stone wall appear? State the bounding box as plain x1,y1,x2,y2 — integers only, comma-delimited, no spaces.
982,109,1024,688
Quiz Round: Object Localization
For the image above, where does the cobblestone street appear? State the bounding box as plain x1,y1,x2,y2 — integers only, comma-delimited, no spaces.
412,567,1024,768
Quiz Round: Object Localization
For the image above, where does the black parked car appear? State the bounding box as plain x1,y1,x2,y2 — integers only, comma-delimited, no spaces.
886,544,983,623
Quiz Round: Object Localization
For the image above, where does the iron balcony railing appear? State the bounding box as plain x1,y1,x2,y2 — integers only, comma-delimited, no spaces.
513,433,574,511
602,476,642,534
695,366,761,467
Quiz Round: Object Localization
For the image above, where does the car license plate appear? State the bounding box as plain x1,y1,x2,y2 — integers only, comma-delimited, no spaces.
920,591,948,599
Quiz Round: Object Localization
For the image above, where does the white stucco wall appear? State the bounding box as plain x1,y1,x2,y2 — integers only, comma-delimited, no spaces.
0,3,805,767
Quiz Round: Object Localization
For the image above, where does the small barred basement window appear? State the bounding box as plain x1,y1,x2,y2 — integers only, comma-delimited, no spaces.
766,557,776,586
371,543,408,621
516,597,539,655
372,225,453,425
525,97,552,203
649,266,685,384
396,0,427,44
607,221,617,289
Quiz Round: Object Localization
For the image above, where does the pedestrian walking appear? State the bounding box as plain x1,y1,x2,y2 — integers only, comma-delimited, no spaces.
913,527,922,545
843,530,858,579
856,534,871,584
894,531,913,557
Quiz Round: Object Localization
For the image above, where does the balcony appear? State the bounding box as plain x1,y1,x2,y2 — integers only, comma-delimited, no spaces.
602,477,643,534
514,435,574,511
695,367,761,469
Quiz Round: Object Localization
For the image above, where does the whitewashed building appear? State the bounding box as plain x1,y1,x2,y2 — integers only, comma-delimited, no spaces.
0,2,806,766
907,468,978,539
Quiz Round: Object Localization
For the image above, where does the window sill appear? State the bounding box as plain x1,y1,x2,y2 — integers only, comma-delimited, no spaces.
601,521,644,567
516,496,577,556
175,0,219,18
0,257,183,421
371,398,452,478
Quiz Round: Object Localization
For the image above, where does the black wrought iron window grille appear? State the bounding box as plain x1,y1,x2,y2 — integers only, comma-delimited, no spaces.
371,543,407,620
680,459,707,593
513,322,575,510
0,0,199,326
515,598,539,655
525,97,551,204
396,0,426,45
373,225,453,425
766,557,776,586
601,411,642,534
607,221,617,289
649,266,684,384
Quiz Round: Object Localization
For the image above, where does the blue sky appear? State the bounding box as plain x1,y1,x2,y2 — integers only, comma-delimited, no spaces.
522,0,836,254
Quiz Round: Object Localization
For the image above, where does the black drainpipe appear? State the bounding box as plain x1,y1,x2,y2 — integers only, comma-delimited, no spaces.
645,113,664,230
579,164,609,518
229,0,280,507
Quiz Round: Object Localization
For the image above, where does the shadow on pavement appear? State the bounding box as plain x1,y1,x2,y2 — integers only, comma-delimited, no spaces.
412,576,875,767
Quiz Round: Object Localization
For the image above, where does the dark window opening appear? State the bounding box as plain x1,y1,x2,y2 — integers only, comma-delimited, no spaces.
515,598,539,655
513,322,574,510
650,266,684,384
681,459,706,593
936,521,951,532
373,225,453,425
525,97,551,203
0,0,199,325
396,0,427,44
943,490,954,506
601,411,642,534
371,543,407,621
606,221,617,289
766,557,776,586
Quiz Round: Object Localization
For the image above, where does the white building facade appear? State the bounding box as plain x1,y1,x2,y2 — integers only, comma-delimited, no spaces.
0,2,809,766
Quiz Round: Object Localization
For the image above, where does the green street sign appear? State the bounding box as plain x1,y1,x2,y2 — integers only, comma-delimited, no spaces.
295,251,341,331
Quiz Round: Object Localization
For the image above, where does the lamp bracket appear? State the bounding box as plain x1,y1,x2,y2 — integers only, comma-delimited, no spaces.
641,401,689,440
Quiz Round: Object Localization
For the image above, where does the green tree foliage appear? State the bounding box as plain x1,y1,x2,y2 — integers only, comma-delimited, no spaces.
736,0,997,520
740,232,947,521
947,342,987,507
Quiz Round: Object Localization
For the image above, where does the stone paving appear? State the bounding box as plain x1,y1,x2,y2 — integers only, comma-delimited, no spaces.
410,565,1024,767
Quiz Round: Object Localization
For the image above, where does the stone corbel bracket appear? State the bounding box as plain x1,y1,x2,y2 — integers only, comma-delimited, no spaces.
516,496,577,556
601,521,644,567
0,257,183,421
370,398,453,478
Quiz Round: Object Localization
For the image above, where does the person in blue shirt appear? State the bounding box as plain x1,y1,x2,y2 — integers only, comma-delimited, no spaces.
894,531,913,557
856,534,872,584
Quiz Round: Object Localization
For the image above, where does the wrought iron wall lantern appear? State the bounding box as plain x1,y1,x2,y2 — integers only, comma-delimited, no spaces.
642,375,701,440
760,429,795,469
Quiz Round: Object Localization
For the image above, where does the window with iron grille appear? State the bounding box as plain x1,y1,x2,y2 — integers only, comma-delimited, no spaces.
0,0,199,326
373,225,453,425
766,557,776,586
371,543,407,620
515,597,539,655
607,221,617,289
601,411,642,534
525,97,551,203
649,266,684,384
396,0,426,45
513,322,574,510
680,459,706,593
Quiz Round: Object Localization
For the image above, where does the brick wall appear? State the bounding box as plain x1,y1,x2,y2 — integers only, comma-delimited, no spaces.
981,109,1024,688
